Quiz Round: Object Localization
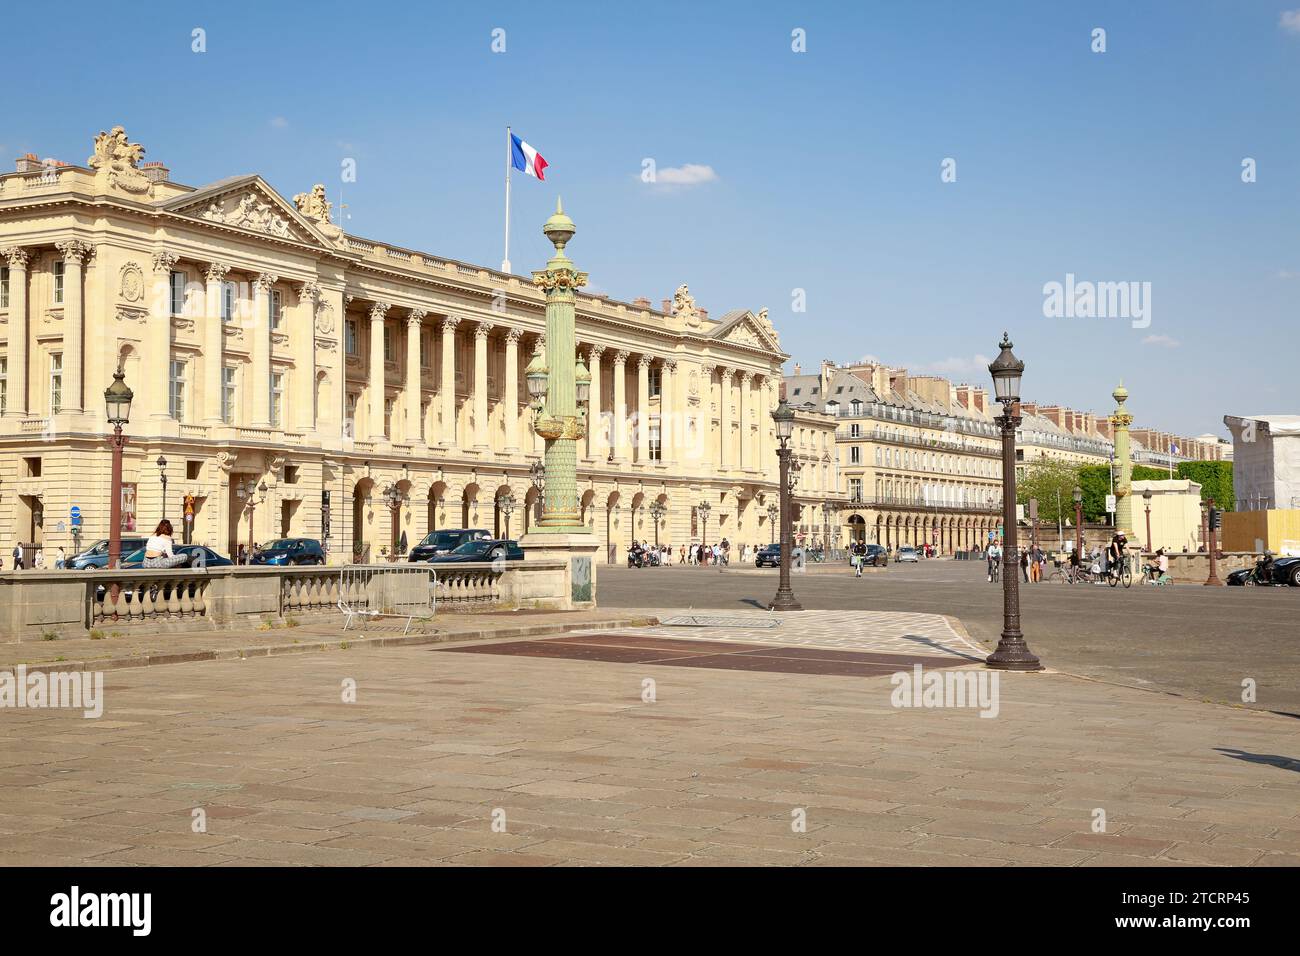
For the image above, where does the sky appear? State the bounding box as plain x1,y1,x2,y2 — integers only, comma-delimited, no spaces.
4,0,1298,440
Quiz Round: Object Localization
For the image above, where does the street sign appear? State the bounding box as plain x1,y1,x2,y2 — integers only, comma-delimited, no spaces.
1016,504,1025,522
56,521,66,532
1105,494,1116,513
1028,498,1038,521
988,531,995,541
70,506,81,519
71,515,82,527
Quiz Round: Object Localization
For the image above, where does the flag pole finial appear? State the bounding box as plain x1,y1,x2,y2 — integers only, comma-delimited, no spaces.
556,196,563,214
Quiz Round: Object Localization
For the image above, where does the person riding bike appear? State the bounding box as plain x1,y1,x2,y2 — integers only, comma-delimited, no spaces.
987,542,1002,582
1106,534,1127,583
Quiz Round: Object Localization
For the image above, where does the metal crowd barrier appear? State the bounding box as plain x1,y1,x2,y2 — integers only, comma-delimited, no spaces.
338,564,435,635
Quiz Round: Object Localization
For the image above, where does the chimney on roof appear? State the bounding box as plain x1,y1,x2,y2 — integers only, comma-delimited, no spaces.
661,297,673,314
632,296,650,309
142,161,170,183
15,153,40,173
793,363,802,376
1021,403,1038,418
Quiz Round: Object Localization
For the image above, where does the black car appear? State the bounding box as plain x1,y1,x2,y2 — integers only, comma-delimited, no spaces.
1226,555,1300,587
858,544,888,567
119,544,234,569
755,544,782,568
408,529,491,562
250,538,327,566
69,538,148,569
427,539,524,565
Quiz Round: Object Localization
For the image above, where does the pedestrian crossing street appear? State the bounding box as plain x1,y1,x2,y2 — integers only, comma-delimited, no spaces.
574,609,982,660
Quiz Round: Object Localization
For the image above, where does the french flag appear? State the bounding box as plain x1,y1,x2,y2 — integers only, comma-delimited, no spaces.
510,133,548,180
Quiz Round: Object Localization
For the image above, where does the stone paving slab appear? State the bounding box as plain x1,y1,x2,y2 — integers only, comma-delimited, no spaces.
0,610,657,674
1,612,1297,867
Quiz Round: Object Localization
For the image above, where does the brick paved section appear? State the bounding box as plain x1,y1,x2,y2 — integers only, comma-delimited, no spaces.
0,610,656,674
2,621,1297,867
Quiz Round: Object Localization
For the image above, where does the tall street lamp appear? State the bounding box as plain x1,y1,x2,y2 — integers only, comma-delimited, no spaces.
104,368,134,570
498,493,516,538
1143,489,1153,555
770,399,802,611
648,500,666,550
766,502,779,544
1073,485,1084,557
697,500,711,552
985,334,1041,671
157,455,168,524
382,484,407,556
236,478,267,563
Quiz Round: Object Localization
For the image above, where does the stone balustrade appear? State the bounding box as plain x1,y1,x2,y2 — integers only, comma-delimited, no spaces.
0,558,574,641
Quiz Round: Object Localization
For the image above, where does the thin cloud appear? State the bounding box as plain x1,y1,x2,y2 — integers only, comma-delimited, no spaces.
651,163,718,187
270,117,289,129
1141,334,1180,348
1277,269,1300,280
906,354,993,376
1281,10,1300,35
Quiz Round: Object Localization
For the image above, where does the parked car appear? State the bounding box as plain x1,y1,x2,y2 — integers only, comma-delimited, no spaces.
1226,555,1300,587
755,543,782,568
119,544,233,569
895,546,920,563
427,539,524,565
250,538,326,566
68,538,147,570
408,529,491,562
861,544,888,567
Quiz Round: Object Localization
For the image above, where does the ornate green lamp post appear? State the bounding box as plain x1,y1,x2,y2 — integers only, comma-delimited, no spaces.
519,199,599,605
1110,383,1136,542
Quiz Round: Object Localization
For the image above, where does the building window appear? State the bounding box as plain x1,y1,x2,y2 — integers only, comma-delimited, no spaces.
0,356,6,415
49,352,62,413
221,366,237,424
850,423,861,438
649,423,662,461
169,360,187,421
383,326,395,362
383,397,394,437
221,281,236,322
170,271,186,316
849,478,862,501
1,266,8,309
648,366,662,397
52,260,65,305
345,393,358,438
270,372,285,428
346,320,359,356
270,289,283,329
420,331,431,367
850,446,861,465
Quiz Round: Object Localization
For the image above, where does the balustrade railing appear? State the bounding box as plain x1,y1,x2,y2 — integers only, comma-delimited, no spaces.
432,564,504,608
91,569,211,625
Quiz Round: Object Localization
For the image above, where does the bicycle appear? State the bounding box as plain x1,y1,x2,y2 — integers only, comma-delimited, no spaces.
1106,559,1133,588
987,559,1000,583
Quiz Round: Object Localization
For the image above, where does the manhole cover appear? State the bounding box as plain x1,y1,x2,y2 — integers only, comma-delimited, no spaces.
658,615,780,629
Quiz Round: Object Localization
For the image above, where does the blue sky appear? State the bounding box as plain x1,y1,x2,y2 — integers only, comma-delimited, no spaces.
6,0,1298,438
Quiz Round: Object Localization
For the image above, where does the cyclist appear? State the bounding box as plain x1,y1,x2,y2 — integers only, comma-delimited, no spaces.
987,541,1002,582
1106,533,1128,584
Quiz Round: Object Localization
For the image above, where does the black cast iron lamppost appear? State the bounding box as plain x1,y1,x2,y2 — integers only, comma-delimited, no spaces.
105,368,133,570
1073,485,1084,558
236,478,267,563
766,501,778,544
1143,488,1153,555
157,455,168,524
649,500,666,549
986,334,1041,670
770,399,802,611
697,500,711,553
498,493,516,538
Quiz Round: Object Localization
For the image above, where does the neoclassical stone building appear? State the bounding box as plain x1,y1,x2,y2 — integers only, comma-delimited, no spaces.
0,127,796,563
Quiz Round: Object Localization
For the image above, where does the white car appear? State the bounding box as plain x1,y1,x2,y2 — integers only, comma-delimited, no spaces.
895,546,920,563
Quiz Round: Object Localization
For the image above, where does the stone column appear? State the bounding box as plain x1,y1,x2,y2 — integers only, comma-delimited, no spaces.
661,359,675,465
294,281,320,433
473,321,493,449
149,251,179,421
611,350,629,461
2,248,29,417
439,316,460,447
754,375,767,475
636,355,651,463
405,310,426,445
504,327,522,453
719,367,734,471
368,302,389,440
739,370,754,470
55,240,90,413
586,345,605,460
203,262,229,423
252,273,277,427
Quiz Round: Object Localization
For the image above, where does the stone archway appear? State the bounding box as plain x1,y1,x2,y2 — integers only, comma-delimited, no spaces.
351,477,374,563
461,482,480,529
847,514,866,544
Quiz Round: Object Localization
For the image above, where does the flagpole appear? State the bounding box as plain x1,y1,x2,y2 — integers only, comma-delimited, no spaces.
502,126,513,273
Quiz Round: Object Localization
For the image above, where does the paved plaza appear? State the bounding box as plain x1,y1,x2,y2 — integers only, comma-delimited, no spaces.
2,604,1297,867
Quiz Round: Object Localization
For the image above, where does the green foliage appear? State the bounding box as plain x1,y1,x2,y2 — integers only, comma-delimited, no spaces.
1077,464,1171,522
1177,461,1234,508
1017,459,1082,525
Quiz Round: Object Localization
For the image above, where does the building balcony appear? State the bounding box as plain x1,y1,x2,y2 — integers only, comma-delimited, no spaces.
841,495,1003,514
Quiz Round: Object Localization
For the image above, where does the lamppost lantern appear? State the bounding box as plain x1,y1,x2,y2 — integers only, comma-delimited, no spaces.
770,398,802,611
772,398,795,444
525,352,548,406
986,334,1041,671
988,332,1024,405
105,367,134,426
574,356,591,406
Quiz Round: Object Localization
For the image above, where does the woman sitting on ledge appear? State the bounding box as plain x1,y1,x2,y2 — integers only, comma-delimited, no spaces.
143,519,188,569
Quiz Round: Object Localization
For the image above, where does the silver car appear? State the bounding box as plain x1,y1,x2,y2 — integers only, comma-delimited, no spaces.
895,546,920,563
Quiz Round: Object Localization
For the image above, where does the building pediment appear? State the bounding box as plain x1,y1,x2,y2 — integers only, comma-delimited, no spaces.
161,176,341,248
708,308,782,354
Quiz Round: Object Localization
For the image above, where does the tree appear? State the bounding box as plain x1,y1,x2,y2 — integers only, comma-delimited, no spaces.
1017,459,1082,527
1177,461,1234,509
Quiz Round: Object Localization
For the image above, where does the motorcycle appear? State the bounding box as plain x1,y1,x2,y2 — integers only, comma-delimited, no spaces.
627,548,646,569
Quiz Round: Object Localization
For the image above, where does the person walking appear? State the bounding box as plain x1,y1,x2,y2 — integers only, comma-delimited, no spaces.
11,542,24,571
54,545,66,570
679,545,686,565
143,519,188,569
1019,546,1029,583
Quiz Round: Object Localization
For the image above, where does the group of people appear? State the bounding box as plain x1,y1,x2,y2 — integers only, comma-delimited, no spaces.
677,539,737,566
7,543,67,570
